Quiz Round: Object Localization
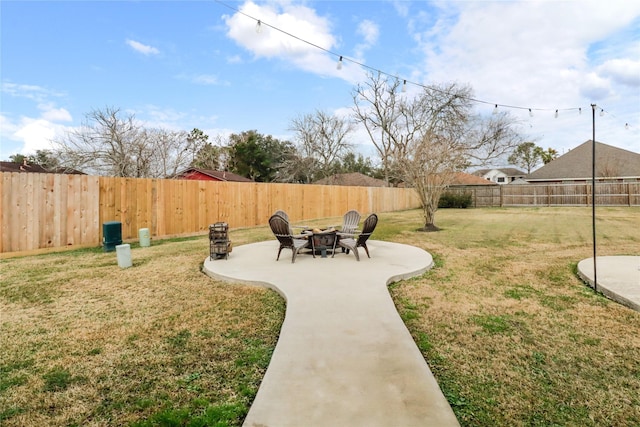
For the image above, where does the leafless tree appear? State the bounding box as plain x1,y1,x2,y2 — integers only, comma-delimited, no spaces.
289,109,354,180
54,107,204,178
352,74,405,184
353,73,523,230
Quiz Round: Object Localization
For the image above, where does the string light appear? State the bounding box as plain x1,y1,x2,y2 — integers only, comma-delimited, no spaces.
625,123,630,130
214,0,632,131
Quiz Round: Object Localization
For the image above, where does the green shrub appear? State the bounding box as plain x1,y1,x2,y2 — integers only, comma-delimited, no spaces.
438,192,473,208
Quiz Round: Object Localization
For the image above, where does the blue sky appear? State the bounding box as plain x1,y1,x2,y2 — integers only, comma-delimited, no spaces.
2,0,639,167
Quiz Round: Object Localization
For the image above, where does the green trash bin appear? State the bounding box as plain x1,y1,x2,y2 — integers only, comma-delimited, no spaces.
103,221,122,252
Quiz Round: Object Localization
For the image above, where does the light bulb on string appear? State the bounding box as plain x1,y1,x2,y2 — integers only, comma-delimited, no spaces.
555,109,558,118
402,80,407,93
625,123,630,130
493,104,498,115
214,2,599,124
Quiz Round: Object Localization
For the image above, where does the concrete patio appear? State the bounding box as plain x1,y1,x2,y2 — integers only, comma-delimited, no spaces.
577,256,640,312
203,239,460,427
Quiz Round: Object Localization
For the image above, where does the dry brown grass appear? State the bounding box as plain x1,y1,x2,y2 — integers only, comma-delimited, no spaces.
1,228,281,426
1,207,639,426
388,207,640,426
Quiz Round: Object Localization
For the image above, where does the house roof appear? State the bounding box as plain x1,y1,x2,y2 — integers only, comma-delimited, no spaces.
450,172,498,186
314,172,388,187
0,161,85,174
527,141,640,181
473,167,526,176
176,168,253,182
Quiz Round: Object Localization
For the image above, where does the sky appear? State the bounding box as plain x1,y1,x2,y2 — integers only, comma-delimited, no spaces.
1,0,639,169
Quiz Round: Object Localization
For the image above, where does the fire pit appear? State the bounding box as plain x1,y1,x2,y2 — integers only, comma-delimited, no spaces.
308,229,337,258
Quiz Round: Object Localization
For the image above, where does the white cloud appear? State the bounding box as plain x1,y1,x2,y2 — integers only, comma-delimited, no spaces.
580,72,614,100
1,81,65,102
40,106,73,122
0,87,74,155
408,0,640,153
354,19,379,59
357,20,379,46
126,39,160,55
192,74,221,85
176,73,228,86
3,116,71,155
598,58,640,87
223,1,364,82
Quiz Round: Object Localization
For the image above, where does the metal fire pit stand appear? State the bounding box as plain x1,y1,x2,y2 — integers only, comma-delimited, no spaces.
209,222,231,260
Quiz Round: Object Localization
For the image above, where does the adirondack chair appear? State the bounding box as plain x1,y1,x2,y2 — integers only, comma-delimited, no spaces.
273,209,308,235
338,210,361,253
335,213,378,261
269,214,309,263
341,210,361,234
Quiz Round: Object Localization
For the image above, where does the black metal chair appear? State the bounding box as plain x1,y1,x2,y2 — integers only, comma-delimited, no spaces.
335,213,378,261
268,214,310,263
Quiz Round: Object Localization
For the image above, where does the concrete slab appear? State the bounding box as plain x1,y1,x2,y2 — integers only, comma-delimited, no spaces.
203,240,459,427
577,256,640,312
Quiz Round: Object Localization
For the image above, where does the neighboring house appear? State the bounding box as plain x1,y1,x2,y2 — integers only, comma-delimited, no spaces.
449,172,499,186
174,168,253,182
526,140,640,183
0,161,85,175
473,168,526,184
314,172,388,187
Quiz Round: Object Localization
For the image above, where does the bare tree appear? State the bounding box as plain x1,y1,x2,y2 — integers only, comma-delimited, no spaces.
192,131,229,171
146,128,198,178
353,74,523,230
290,110,354,180
352,74,404,185
54,107,205,178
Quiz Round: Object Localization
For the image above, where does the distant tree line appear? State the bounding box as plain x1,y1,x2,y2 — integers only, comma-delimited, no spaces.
5,74,538,230
6,106,382,183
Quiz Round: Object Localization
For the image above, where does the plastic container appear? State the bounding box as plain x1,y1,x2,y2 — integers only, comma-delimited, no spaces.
103,221,122,252
116,244,132,268
139,228,151,247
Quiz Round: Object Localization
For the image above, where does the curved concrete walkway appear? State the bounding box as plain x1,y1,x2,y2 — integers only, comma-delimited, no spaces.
577,256,640,312
203,240,459,427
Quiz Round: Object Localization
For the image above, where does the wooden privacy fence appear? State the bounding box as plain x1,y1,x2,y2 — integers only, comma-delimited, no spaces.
445,182,640,207
1,172,420,254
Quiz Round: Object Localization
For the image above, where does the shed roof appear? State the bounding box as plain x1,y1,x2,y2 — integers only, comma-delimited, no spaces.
176,168,253,182
450,172,498,186
314,172,388,187
0,161,85,174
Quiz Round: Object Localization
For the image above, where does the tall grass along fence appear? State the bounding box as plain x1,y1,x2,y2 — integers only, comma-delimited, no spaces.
0,172,420,254
445,182,640,208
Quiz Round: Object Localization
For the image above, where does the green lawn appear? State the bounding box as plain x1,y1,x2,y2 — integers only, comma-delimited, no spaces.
1,207,639,426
